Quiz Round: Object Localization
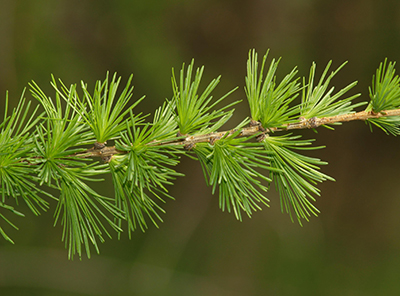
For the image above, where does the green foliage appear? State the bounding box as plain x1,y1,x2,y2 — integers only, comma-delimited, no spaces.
29,80,122,259
369,59,400,112
111,109,183,236
262,134,333,224
0,49,399,259
300,61,363,120
172,59,239,135
194,129,277,220
0,92,47,243
51,72,145,144
366,116,400,136
367,59,400,135
243,51,362,224
245,49,300,128
245,50,364,132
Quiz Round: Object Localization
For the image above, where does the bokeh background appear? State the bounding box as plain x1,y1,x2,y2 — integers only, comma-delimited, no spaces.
1,0,400,295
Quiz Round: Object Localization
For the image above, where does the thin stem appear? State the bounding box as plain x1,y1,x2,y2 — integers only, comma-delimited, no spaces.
76,108,400,159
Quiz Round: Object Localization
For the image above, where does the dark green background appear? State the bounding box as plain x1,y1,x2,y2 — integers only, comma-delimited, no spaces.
1,0,400,295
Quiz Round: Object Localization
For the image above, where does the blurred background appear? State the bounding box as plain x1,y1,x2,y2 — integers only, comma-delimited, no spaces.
1,0,400,295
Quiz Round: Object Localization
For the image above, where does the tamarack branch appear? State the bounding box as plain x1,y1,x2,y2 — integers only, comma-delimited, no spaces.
3,49,400,258
78,108,400,161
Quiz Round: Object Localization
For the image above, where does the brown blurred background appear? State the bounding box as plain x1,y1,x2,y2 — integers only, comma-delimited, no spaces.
1,0,400,295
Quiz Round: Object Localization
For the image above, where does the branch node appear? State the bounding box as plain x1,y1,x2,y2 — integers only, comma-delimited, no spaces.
256,133,267,142
249,119,260,127
309,117,319,129
101,155,112,163
209,136,221,145
177,131,188,138
184,143,196,150
94,141,107,150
